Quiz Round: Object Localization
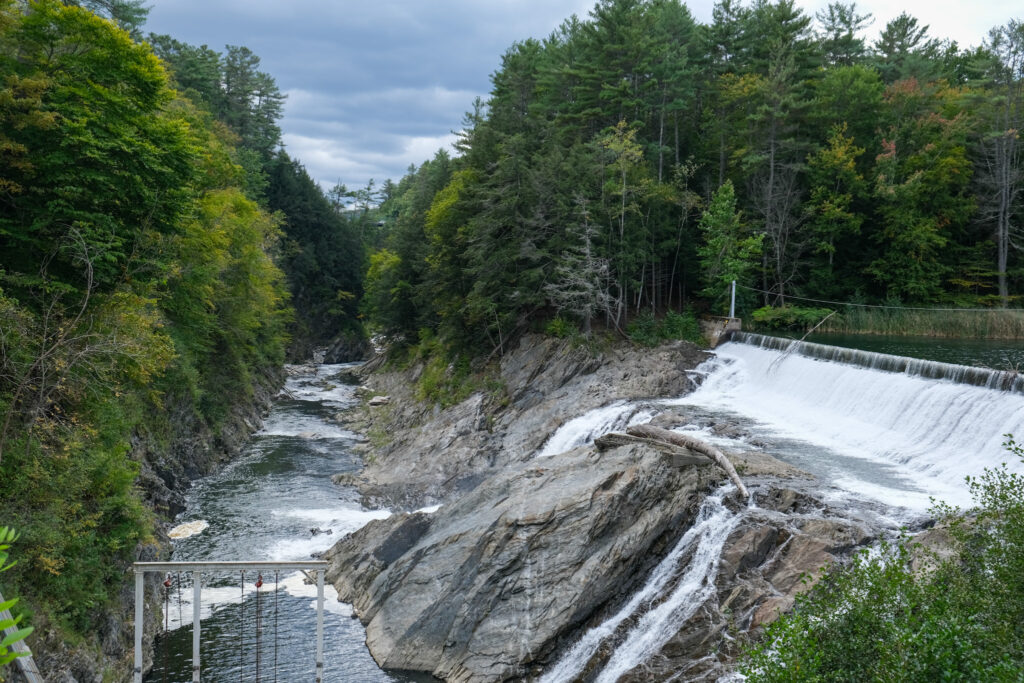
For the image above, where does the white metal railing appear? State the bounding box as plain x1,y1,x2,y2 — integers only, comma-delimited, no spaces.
132,561,329,683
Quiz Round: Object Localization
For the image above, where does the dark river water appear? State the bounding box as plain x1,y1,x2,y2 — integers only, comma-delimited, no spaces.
805,332,1024,370
145,364,431,683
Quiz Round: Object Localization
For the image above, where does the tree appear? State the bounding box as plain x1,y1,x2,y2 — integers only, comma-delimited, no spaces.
873,12,941,83
815,2,872,66
977,20,1024,306
698,181,763,313
743,43,811,304
545,197,616,334
868,81,975,301
220,45,285,159
266,152,363,343
598,119,650,324
0,0,198,297
805,125,867,296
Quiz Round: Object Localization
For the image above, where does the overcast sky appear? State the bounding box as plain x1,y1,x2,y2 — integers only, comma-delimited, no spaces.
145,0,1022,192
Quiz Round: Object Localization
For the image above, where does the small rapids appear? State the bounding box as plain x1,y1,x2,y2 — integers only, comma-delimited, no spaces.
540,489,742,683
146,363,428,683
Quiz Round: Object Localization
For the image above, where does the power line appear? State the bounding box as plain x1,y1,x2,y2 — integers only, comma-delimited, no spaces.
736,285,1022,313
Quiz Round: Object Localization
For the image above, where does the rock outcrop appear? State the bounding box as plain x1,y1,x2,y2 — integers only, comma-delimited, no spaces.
328,335,914,681
326,436,897,681
344,334,709,507
326,443,726,681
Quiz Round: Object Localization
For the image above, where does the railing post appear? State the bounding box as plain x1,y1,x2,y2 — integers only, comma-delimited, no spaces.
730,280,736,319
316,569,324,683
134,571,144,683
192,572,201,682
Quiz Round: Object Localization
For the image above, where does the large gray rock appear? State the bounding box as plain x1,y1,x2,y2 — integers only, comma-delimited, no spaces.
326,444,725,682
327,445,902,682
346,334,709,507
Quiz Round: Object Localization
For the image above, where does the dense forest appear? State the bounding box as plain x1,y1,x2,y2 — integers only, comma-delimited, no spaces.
0,0,363,665
364,0,1024,354
2,0,1024,674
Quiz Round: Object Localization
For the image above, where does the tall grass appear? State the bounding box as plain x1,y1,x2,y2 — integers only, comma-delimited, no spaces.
819,307,1024,338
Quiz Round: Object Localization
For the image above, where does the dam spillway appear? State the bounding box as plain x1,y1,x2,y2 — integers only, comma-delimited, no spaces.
671,334,1024,509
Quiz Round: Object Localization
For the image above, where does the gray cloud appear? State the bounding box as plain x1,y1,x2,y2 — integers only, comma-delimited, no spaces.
146,0,1009,190
146,0,594,188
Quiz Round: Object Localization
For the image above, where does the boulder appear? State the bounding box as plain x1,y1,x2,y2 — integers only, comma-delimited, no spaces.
326,443,724,682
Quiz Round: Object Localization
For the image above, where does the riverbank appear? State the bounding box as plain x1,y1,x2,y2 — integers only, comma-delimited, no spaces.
326,335,916,680
22,365,283,683
753,305,1024,339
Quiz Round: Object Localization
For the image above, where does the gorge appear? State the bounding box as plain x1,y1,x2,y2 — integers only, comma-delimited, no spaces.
148,331,1024,681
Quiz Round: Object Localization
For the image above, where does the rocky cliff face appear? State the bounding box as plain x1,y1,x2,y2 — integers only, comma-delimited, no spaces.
343,334,708,508
325,335,915,681
328,443,719,681
326,444,895,681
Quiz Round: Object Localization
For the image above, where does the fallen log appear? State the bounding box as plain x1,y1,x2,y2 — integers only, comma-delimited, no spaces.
625,424,750,500
594,432,708,466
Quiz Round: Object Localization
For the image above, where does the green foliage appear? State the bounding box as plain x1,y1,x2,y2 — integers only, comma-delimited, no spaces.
0,0,293,647
0,527,33,668
545,316,578,339
626,310,703,347
411,332,478,408
0,0,198,298
266,152,363,346
358,0,1023,355
741,436,1024,681
751,305,836,330
698,181,763,314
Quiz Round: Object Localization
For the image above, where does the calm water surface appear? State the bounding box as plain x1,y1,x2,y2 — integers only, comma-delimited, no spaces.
805,332,1024,371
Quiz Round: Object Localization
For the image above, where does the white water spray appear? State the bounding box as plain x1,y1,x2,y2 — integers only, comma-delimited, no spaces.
537,402,651,457
540,489,740,682
675,340,1024,508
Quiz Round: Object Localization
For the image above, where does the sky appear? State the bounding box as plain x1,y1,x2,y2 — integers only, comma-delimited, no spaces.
145,0,1022,192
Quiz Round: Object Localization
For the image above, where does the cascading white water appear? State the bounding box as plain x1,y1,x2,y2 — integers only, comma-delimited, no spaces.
734,332,1024,392
537,401,652,457
540,489,740,683
540,335,1024,680
675,338,1024,508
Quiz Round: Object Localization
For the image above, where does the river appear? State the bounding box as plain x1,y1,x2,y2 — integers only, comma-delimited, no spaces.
148,335,1024,681
145,363,429,683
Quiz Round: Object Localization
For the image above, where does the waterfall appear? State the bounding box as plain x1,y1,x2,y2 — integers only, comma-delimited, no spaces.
733,332,1024,393
537,401,650,457
540,489,741,683
676,336,1024,508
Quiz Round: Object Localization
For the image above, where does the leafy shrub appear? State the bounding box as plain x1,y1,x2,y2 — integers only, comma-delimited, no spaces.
741,436,1024,681
545,316,577,338
627,310,703,347
0,527,32,669
751,305,835,330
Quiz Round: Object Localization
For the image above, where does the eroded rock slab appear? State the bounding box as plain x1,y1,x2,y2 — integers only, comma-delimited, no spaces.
326,443,725,682
344,335,709,507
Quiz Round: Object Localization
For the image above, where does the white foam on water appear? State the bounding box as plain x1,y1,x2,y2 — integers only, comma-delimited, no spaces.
165,505,387,631
540,489,739,683
259,412,356,439
672,343,1024,509
168,519,209,540
537,401,639,457
267,507,392,559
279,570,352,617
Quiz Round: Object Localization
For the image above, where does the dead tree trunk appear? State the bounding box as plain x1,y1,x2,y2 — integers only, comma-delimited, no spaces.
625,424,750,499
